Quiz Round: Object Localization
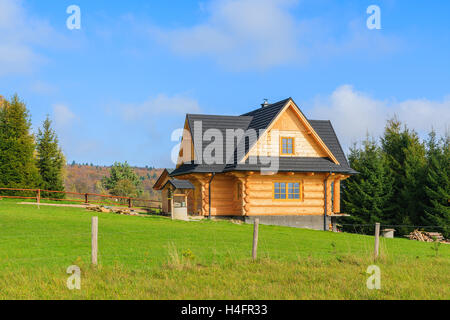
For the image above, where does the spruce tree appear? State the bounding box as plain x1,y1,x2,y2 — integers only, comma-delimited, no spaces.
342,137,394,231
36,116,66,195
400,135,427,227
0,95,39,192
422,131,450,237
381,117,428,232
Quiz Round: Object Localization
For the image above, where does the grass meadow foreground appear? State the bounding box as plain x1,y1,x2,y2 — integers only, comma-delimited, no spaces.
0,199,448,300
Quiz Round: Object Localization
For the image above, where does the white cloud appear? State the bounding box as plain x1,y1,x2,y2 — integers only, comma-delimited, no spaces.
308,85,450,148
148,0,401,71
121,94,201,121
0,0,63,75
150,0,302,70
53,104,77,129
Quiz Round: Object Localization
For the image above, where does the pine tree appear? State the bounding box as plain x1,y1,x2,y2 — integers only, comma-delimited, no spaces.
400,135,427,227
381,117,427,231
422,131,450,238
36,116,66,195
342,137,394,231
0,95,39,192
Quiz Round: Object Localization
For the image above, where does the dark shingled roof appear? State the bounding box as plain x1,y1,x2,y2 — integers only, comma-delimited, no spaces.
163,179,195,190
241,98,290,132
229,157,351,173
170,98,357,177
309,120,350,168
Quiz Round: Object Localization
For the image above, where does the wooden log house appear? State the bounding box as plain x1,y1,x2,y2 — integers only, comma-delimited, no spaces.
153,98,357,230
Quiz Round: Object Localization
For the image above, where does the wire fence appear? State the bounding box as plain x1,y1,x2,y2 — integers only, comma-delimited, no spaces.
338,222,449,239
0,187,162,211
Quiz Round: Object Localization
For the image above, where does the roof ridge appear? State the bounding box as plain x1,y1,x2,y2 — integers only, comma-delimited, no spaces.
187,113,252,118
241,97,291,116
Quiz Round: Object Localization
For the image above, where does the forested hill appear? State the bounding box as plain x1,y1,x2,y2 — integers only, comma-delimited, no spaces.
64,164,164,200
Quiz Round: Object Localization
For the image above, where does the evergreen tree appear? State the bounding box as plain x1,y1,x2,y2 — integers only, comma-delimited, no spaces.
422,131,450,237
0,95,39,192
36,116,66,194
400,135,427,227
381,117,427,231
101,162,142,197
342,137,394,230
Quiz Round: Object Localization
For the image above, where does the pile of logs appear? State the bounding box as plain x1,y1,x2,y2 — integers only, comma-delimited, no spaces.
86,205,140,216
408,230,446,242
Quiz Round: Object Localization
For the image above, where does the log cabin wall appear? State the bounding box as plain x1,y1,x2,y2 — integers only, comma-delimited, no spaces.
244,173,328,216
175,172,343,217
210,174,241,216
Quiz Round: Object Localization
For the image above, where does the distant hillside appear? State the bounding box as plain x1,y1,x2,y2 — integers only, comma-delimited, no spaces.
64,164,166,201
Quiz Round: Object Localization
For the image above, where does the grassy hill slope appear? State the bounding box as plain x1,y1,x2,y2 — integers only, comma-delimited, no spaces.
0,200,448,299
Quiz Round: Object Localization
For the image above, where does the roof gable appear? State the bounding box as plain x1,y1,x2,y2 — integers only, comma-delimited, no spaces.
247,106,328,158
152,169,173,190
242,99,340,164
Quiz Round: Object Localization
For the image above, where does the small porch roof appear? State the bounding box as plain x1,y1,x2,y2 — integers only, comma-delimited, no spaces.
162,179,195,190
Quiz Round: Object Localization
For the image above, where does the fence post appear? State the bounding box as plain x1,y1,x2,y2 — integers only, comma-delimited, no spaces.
85,193,89,204
36,189,40,204
374,223,380,260
252,218,259,261
128,198,132,208
92,216,98,265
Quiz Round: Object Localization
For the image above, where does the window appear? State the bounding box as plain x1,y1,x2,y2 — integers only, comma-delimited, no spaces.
281,137,294,155
274,182,302,201
274,182,287,199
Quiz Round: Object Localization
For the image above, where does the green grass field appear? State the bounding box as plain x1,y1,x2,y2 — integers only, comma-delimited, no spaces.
0,199,448,300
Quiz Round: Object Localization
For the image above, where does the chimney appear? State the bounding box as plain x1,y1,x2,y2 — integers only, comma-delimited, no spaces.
261,99,269,108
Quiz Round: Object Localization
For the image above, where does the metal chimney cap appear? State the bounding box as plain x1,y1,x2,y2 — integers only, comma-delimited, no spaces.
261,99,269,108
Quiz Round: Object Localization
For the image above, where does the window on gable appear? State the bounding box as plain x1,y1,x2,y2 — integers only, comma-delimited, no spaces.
281,137,294,155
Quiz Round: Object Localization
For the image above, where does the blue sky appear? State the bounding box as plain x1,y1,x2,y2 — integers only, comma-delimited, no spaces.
0,0,449,167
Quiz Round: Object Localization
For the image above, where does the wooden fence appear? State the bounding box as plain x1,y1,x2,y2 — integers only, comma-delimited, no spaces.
0,187,161,210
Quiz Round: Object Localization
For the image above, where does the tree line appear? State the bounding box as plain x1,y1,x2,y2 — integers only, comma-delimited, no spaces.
0,94,145,200
342,118,449,237
0,95,65,196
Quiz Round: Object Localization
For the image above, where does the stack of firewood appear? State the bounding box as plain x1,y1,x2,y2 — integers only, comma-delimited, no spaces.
408,230,445,242
87,205,112,213
87,205,140,216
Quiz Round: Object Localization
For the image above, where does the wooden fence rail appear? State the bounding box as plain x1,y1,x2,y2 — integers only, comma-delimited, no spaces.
0,187,161,210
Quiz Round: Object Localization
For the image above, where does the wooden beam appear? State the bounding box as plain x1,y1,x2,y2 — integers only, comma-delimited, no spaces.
333,179,341,214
